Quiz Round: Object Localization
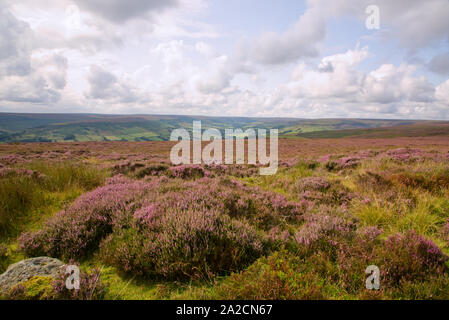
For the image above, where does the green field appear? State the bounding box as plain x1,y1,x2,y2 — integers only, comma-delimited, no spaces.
0,113,429,142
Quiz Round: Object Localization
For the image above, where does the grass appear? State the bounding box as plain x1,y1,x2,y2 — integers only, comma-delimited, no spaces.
1,137,449,300
0,161,109,273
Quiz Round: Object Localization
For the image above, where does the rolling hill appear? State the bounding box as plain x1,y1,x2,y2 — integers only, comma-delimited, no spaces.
0,113,442,142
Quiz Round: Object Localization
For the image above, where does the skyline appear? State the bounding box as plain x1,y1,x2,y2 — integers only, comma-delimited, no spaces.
1,0,449,120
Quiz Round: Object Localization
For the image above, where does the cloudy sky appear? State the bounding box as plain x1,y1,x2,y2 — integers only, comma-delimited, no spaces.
1,0,449,119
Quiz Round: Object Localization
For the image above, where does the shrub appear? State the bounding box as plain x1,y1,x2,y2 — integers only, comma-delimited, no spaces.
336,226,383,292
386,275,449,300
210,250,327,300
298,177,330,192
294,213,356,257
53,265,105,300
136,164,169,178
100,208,265,280
168,165,206,179
380,231,448,286
20,179,153,259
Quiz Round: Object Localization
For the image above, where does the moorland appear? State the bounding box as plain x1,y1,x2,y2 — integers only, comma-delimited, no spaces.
0,118,449,299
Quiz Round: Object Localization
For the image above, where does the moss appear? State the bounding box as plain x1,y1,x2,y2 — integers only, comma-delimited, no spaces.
8,276,55,300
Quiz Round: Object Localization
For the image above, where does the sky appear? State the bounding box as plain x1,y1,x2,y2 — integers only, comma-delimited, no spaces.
0,0,449,119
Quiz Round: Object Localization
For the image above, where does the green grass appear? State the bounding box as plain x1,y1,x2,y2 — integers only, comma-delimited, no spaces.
3,140,449,300
0,161,109,240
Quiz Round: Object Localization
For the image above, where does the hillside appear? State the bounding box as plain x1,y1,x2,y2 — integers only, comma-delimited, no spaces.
297,122,449,139
0,113,429,142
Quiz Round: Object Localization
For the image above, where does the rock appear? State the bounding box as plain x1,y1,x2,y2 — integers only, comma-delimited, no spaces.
0,257,65,294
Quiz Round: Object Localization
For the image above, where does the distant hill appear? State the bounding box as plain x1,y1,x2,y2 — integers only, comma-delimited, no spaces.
296,122,449,139
0,113,441,142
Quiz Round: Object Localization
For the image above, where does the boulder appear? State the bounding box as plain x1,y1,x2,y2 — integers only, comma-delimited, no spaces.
0,257,65,294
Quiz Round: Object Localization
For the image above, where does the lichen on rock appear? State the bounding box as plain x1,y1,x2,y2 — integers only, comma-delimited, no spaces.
0,257,65,295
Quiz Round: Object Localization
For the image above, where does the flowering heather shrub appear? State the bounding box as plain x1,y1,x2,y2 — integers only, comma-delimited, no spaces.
113,161,145,175
294,213,356,256
336,226,383,292
20,179,153,259
0,167,46,180
380,231,448,286
168,165,206,179
317,154,332,163
386,148,424,162
150,177,304,230
0,154,28,165
20,175,303,265
298,177,330,192
53,265,105,300
100,208,265,279
267,226,291,244
324,156,361,171
205,164,259,178
337,156,361,169
296,180,353,207
135,163,169,178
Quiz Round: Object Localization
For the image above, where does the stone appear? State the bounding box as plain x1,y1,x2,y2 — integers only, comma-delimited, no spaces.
0,257,65,294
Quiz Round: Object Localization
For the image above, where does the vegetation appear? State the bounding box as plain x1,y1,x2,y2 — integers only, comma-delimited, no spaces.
1,125,449,300
0,113,427,142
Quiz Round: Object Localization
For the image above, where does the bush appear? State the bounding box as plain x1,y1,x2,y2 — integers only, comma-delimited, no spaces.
20,179,153,259
20,176,301,264
100,208,265,280
294,213,356,258
168,165,206,179
210,250,327,300
379,231,448,286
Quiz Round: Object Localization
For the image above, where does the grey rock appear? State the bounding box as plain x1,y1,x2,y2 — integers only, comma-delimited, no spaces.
0,257,65,294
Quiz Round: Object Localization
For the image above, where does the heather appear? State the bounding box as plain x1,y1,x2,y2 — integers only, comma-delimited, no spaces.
1,138,449,300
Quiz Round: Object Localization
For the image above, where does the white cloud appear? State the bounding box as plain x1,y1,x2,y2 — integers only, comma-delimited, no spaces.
0,0,448,120
236,6,326,66
0,9,33,77
85,65,140,103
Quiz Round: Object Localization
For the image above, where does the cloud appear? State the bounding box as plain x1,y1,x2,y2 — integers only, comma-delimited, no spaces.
281,47,440,119
0,74,61,104
0,0,448,120
0,9,33,77
73,0,179,23
308,0,449,50
436,79,449,103
0,9,68,104
85,66,140,103
364,64,435,104
428,52,449,75
236,7,326,66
